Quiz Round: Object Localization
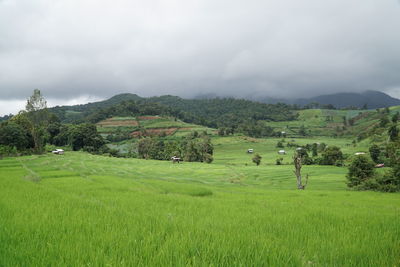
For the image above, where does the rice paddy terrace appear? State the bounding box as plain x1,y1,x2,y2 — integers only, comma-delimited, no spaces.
1,136,399,266
97,116,212,137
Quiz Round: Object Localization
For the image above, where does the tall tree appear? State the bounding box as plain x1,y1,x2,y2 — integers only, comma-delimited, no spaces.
388,124,399,142
25,89,49,153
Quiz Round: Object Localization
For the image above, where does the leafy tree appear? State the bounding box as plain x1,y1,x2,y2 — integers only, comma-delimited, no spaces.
379,116,390,128
369,144,381,164
346,155,375,188
392,112,400,123
298,125,307,136
24,89,50,153
138,138,155,159
320,146,343,165
0,122,31,150
311,143,318,157
69,124,105,151
388,124,399,142
252,154,262,166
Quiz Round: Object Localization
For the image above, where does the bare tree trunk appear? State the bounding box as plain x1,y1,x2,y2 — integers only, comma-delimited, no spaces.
293,154,308,189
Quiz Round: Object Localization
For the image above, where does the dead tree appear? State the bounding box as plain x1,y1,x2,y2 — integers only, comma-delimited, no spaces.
293,153,309,189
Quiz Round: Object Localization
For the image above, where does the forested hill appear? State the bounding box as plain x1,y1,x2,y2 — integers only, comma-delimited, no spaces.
257,90,400,109
49,94,297,128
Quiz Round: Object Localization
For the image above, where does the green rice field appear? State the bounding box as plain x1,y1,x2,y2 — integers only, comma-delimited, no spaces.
0,136,399,266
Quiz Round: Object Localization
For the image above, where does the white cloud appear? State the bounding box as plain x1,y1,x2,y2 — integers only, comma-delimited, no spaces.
0,0,400,104
0,95,103,116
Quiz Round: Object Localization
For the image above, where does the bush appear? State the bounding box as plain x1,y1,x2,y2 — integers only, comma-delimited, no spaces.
320,146,343,165
369,144,381,164
276,141,284,148
0,145,18,158
252,154,262,166
346,155,375,188
203,153,213,164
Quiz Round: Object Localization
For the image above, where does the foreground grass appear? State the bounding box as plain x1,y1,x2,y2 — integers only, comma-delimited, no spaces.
0,150,399,266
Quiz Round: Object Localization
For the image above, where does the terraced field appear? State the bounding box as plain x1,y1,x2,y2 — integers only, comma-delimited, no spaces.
1,136,399,266
97,116,211,137
266,108,388,137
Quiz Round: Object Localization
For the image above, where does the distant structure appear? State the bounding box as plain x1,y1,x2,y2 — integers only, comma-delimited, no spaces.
375,163,385,168
52,149,64,155
247,149,254,153
278,150,286,155
355,152,366,155
171,156,181,163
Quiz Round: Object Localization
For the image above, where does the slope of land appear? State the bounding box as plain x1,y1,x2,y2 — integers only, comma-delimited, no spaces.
267,107,399,138
1,136,399,266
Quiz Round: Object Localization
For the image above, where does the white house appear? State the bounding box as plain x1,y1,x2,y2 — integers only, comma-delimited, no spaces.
247,149,254,153
278,150,286,155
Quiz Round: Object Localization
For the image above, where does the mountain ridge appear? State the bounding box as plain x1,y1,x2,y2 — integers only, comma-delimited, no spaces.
254,90,400,109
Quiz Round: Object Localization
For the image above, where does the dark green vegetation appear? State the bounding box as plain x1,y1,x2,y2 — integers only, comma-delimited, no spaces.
47,93,297,127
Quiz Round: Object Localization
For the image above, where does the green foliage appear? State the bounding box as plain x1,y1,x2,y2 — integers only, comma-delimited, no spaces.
252,153,262,166
320,146,343,165
0,145,18,157
311,143,318,157
24,89,50,153
369,144,381,164
68,124,105,151
347,155,376,188
239,121,276,138
392,112,399,123
138,133,213,163
0,122,32,150
388,124,399,142
298,125,307,136
379,116,390,127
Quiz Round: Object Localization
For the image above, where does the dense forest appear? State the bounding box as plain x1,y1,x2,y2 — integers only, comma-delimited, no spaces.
45,93,297,127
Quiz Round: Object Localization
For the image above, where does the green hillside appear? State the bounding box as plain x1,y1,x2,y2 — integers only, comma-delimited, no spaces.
267,107,398,138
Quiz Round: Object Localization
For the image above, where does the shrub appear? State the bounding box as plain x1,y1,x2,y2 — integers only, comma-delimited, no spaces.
320,146,343,165
346,155,376,188
369,144,381,163
252,154,262,166
203,153,214,164
276,141,284,148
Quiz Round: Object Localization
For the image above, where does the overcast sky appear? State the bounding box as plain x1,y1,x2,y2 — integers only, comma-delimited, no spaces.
1,0,400,115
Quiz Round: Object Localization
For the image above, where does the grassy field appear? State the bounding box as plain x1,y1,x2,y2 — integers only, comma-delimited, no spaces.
0,136,399,266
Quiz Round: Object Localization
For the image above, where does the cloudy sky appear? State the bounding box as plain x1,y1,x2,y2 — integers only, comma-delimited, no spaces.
1,0,400,115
